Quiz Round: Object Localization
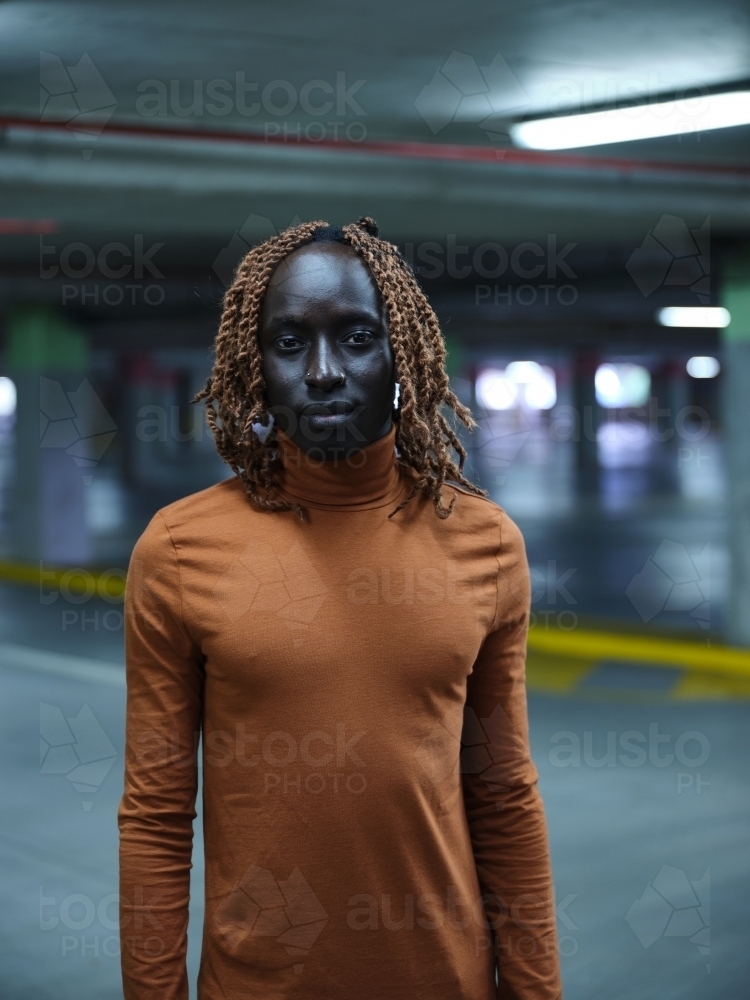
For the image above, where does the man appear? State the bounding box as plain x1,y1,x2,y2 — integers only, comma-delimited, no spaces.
119,217,562,999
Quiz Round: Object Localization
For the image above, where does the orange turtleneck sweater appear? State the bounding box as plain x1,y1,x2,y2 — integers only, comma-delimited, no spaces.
118,424,561,1000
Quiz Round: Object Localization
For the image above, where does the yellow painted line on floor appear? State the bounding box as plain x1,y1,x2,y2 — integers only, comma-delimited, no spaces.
0,559,748,677
671,671,750,701
527,627,750,677
525,653,596,694
0,560,126,599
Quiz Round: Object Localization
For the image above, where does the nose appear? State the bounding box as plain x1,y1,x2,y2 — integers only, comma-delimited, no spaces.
304,341,345,393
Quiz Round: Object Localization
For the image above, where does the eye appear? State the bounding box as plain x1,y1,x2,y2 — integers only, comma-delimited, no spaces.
276,335,304,350
343,331,373,346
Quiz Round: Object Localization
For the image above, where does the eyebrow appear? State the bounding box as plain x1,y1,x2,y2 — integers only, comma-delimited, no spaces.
263,315,306,333
263,308,384,333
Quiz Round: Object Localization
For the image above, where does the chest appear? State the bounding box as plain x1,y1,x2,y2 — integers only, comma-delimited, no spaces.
183,510,498,709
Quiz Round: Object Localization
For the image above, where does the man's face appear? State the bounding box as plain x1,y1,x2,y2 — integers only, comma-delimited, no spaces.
259,241,395,456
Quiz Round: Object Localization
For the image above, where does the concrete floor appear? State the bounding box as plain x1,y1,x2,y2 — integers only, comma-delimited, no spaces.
0,583,747,999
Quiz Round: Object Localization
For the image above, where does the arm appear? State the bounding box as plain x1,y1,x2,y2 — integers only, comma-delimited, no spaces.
118,512,204,1000
462,511,561,1000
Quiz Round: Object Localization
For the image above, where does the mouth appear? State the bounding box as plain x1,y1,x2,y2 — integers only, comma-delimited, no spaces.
301,401,355,429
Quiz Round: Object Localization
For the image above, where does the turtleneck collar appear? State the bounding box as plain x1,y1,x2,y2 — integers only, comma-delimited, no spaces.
273,423,404,511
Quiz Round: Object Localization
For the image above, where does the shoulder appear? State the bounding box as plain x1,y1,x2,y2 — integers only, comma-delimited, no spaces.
154,475,249,532
396,466,525,561
438,484,529,618
442,480,525,554
132,476,250,555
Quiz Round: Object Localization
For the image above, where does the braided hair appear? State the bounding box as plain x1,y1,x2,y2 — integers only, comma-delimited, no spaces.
196,217,486,518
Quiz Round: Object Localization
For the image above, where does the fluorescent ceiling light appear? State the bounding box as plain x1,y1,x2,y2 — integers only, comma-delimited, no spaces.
511,90,750,149
657,306,730,328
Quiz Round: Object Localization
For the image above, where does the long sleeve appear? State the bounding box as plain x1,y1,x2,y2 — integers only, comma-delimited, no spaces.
118,511,204,1000
461,511,561,1000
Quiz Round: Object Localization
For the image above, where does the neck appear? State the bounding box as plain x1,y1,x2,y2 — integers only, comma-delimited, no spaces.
274,423,403,511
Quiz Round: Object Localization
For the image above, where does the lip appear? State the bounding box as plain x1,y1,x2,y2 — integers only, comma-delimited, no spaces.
304,413,350,428
302,401,355,417
300,401,355,430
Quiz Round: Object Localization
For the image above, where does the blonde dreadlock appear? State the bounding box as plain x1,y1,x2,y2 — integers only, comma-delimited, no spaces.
196,217,486,518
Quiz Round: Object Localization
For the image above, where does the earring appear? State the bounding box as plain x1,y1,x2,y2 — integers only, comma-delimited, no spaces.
393,382,401,409
251,415,274,443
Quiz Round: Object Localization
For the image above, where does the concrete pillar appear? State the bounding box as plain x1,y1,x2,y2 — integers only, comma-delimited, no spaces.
721,255,750,646
651,359,687,492
572,348,600,493
7,306,96,565
660,359,690,444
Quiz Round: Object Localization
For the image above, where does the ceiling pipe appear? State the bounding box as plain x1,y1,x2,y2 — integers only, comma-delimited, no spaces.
2,115,749,182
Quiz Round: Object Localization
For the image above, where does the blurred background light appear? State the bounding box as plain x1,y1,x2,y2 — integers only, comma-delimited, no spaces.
0,377,17,418
511,90,750,150
477,363,557,411
505,360,543,383
476,369,517,410
595,363,651,408
519,364,557,409
657,306,731,328
687,355,721,378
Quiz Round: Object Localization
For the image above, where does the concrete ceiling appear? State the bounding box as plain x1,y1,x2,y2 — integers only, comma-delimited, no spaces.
0,0,749,260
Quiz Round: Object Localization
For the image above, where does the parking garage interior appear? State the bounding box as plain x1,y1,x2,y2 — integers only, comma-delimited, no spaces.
0,3,749,998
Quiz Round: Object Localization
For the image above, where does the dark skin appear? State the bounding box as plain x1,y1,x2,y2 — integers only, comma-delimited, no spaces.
259,242,395,458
